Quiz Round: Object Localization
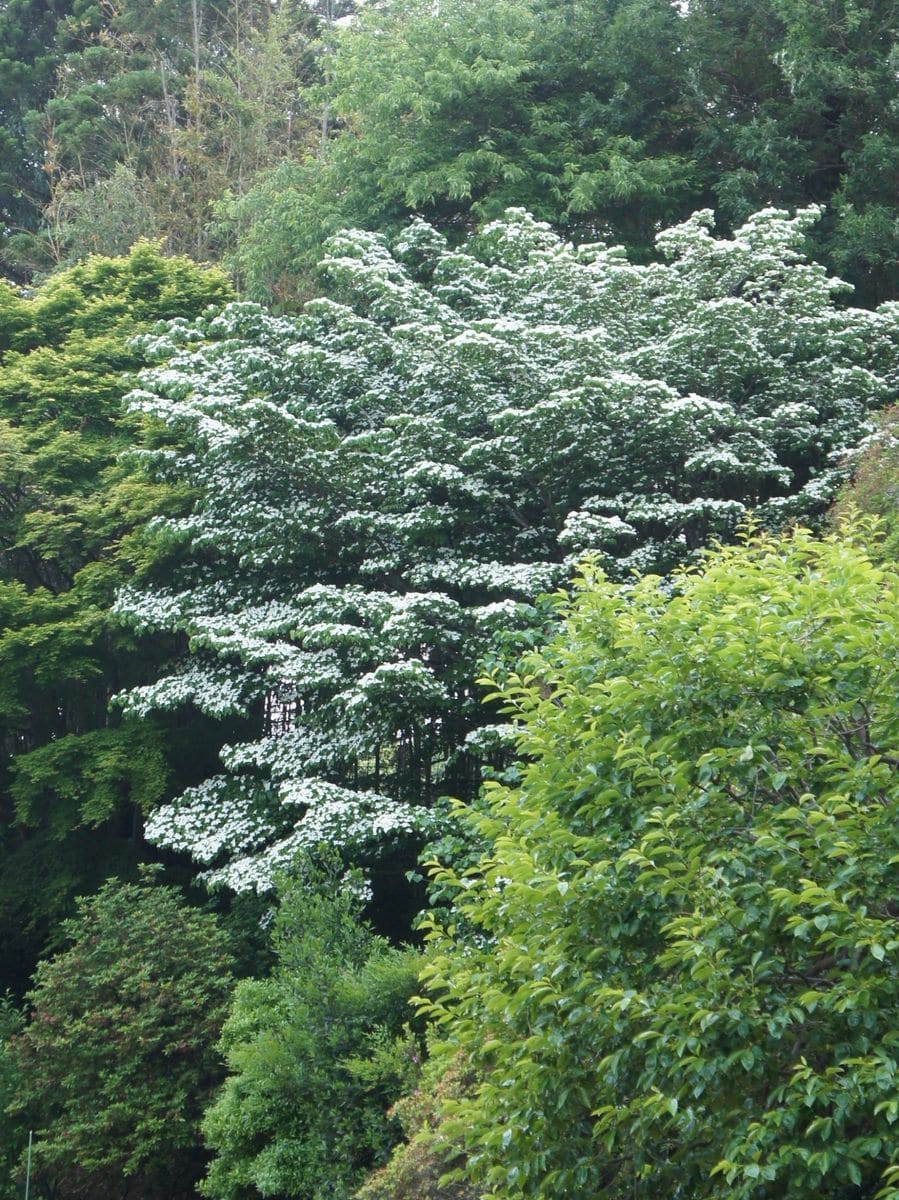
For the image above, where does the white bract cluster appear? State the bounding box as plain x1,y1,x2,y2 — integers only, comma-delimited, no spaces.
144,775,436,892
118,206,899,887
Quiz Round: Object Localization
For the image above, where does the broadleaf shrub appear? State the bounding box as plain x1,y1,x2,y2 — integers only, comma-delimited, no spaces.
422,526,899,1199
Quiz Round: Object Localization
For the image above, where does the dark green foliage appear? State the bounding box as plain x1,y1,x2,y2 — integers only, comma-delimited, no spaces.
0,997,26,1200
0,244,232,994
5,0,333,270
202,857,422,1200
423,527,899,1198
7,0,204,269
8,873,234,1200
0,824,144,1011
226,0,698,302
0,0,71,274
768,0,899,303
227,0,899,307
5,0,898,304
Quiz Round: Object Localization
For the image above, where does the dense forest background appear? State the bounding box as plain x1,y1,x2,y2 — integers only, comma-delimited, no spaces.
2,0,898,305
2,1,899,1198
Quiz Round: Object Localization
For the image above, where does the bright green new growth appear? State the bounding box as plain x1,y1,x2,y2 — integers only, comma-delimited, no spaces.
0,242,232,992
422,526,899,1199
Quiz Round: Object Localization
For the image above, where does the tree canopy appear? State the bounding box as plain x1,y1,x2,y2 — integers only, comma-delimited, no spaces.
0,243,232,993
3,4,899,1197
9,873,234,1200
3,0,335,273
421,526,899,1199
112,205,898,891
226,0,899,306
5,0,898,307
202,858,421,1200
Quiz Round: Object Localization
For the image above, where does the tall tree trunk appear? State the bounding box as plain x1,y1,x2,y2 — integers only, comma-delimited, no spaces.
190,0,204,257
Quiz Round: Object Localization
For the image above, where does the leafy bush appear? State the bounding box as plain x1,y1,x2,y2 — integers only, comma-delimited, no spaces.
8,872,234,1200
832,407,899,562
355,1046,479,1200
202,857,423,1200
422,526,899,1199
0,996,25,1200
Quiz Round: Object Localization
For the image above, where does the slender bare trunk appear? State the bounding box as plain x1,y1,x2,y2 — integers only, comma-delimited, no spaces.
191,0,202,97
190,0,204,257
159,58,180,178
320,0,334,148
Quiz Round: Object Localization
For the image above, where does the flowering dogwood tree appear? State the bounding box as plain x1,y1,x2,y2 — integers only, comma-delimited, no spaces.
115,207,899,888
